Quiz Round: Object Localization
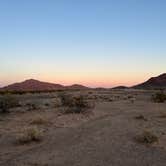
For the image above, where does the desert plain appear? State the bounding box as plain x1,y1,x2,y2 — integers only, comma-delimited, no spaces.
0,89,166,166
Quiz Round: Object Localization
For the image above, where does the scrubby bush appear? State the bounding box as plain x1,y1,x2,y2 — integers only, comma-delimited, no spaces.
134,115,147,121
17,127,42,144
0,95,19,113
30,116,48,125
158,113,166,118
135,131,158,144
26,102,39,111
58,93,95,114
151,91,166,103
58,93,74,107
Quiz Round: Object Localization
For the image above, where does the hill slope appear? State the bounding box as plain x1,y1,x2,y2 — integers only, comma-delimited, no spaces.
66,84,89,90
133,73,166,89
0,79,89,91
0,79,64,91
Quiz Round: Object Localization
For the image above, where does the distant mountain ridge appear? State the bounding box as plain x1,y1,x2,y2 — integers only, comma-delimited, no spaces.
66,84,89,90
1,73,166,91
112,86,129,89
0,79,88,91
133,73,166,89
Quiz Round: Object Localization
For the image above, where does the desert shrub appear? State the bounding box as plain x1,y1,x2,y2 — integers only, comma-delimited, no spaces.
152,91,166,103
158,113,166,118
135,131,158,144
17,127,42,144
127,95,133,99
58,93,95,114
26,102,39,111
134,115,147,121
58,93,74,107
30,116,48,125
45,103,49,107
0,95,19,113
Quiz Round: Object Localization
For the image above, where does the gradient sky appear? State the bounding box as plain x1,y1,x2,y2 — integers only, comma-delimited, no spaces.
0,0,166,87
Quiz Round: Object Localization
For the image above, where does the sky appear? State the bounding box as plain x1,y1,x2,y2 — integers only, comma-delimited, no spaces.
0,0,166,88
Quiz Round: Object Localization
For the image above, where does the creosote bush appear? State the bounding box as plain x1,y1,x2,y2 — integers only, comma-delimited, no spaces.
134,115,148,121
17,127,42,144
135,131,158,144
0,95,19,113
26,102,39,111
30,116,48,125
58,93,74,107
158,113,166,118
58,93,95,114
152,91,166,103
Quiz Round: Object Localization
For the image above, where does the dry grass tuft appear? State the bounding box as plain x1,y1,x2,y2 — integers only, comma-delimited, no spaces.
17,127,42,144
30,116,48,125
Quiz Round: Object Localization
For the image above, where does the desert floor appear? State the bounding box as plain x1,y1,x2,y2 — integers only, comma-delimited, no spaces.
0,89,166,166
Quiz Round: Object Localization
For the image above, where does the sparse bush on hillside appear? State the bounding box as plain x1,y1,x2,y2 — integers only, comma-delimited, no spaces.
58,93,95,113
0,95,19,113
151,91,166,103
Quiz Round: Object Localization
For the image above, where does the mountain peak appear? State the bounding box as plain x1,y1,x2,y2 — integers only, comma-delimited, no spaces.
23,79,40,83
1,79,64,91
158,73,166,78
0,79,88,91
133,73,166,89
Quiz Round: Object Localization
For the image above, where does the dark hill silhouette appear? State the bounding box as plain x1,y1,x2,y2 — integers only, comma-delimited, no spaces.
133,73,166,89
66,84,89,90
112,86,129,89
0,79,64,91
0,79,89,91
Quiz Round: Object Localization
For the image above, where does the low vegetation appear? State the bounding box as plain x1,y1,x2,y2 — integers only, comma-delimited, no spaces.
151,91,166,103
158,113,166,118
135,131,158,144
17,127,42,144
58,93,95,114
0,95,19,113
134,115,148,121
30,116,48,125
26,102,39,111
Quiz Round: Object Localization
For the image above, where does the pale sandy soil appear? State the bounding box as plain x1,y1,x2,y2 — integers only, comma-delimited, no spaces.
0,89,166,166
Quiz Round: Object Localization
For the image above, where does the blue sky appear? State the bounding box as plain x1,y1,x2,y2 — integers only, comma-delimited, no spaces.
0,0,166,87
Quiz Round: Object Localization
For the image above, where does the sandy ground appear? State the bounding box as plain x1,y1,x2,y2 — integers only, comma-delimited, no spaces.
0,89,166,166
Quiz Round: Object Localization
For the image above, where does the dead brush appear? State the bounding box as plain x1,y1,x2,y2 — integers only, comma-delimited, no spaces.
17,127,42,144
0,95,19,113
30,116,48,125
58,93,95,114
151,91,166,103
135,130,158,144
158,113,166,118
134,115,148,121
